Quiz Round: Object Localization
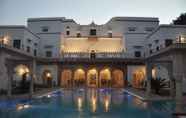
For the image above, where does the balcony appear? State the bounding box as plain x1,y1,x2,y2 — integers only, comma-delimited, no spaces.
61,52,139,59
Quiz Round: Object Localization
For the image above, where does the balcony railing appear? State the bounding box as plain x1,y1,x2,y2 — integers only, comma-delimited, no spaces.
61,52,139,59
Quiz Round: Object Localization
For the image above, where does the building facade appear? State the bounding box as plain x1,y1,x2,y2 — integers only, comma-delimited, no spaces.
0,17,186,92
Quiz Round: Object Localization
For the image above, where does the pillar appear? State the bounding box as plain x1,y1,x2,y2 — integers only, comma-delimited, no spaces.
72,68,75,88
7,64,13,98
167,64,175,98
173,53,184,112
145,62,152,98
30,59,36,97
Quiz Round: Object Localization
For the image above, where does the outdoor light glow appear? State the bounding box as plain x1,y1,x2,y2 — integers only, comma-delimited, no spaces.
152,68,156,79
0,35,10,45
47,95,51,98
23,104,30,109
46,72,51,78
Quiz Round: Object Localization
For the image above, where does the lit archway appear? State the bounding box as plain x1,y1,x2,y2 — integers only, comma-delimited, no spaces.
112,69,124,88
42,70,53,87
100,68,111,88
132,70,145,88
13,65,30,89
61,69,72,88
74,69,86,87
87,68,98,87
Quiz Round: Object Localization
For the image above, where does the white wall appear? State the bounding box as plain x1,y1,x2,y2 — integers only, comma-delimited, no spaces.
145,25,186,56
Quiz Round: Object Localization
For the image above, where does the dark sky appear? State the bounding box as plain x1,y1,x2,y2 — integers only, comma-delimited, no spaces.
0,0,186,25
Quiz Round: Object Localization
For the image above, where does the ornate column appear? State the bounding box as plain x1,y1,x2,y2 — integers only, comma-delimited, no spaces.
145,62,152,99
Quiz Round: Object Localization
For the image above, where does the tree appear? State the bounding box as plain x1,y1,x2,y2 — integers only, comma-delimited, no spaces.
173,13,186,25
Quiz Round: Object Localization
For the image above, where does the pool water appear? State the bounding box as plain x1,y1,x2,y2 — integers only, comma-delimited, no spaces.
0,89,176,118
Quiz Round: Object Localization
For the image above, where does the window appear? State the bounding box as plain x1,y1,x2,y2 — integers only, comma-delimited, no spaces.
165,39,173,47
149,50,153,54
128,27,136,32
34,49,37,56
77,33,81,37
90,29,96,36
66,31,70,35
145,27,154,32
34,43,38,46
134,51,141,57
156,46,159,51
90,50,96,59
148,44,152,48
46,51,52,57
44,45,53,49
108,33,112,38
27,38,32,43
154,39,159,44
133,45,143,49
13,39,21,49
26,46,30,52
41,26,49,32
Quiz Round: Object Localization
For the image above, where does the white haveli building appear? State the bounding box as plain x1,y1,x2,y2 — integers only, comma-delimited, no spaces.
0,17,186,101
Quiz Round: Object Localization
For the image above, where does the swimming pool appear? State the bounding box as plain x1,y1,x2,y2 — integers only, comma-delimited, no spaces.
0,89,178,118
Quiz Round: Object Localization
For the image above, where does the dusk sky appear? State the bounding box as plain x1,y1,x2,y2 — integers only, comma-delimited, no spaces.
0,0,186,25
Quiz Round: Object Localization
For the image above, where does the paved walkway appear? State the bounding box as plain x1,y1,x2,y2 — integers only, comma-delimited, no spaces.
125,87,173,101
0,87,61,100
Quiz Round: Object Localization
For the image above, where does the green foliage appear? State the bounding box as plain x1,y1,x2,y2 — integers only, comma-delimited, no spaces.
173,13,186,25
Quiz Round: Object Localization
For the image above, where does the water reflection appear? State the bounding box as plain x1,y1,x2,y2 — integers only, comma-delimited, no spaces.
60,89,148,113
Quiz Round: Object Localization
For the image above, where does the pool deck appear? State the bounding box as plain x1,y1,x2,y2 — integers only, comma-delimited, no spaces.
124,87,173,101
0,87,61,100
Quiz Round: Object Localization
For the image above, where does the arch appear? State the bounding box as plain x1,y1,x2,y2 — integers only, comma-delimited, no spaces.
112,69,124,88
87,68,98,87
61,69,72,88
132,70,145,88
42,70,53,87
13,64,30,89
99,68,111,88
74,68,86,87
14,64,29,77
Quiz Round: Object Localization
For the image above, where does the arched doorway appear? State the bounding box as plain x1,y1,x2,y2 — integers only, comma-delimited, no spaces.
61,69,72,88
112,69,124,88
14,64,30,92
100,68,111,88
74,69,86,88
42,70,52,87
87,68,98,87
132,70,145,88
